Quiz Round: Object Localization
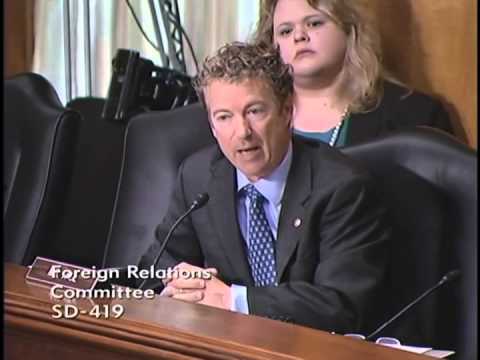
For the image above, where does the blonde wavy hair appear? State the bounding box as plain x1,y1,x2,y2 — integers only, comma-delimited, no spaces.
253,0,404,113
193,41,294,110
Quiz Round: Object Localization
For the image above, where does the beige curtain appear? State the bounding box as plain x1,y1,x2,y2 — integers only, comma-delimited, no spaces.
179,0,259,74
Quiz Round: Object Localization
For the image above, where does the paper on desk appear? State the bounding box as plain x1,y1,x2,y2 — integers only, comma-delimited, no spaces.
423,350,456,358
379,343,432,353
379,344,455,358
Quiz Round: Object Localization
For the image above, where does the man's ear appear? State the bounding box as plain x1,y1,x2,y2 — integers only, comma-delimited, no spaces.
204,100,217,139
204,89,218,139
210,125,218,139
208,117,218,139
282,97,294,129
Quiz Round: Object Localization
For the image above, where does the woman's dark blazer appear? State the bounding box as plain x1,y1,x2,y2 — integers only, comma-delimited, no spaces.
296,81,454,147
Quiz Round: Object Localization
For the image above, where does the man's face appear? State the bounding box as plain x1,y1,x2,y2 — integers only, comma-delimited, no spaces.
205,78,292,182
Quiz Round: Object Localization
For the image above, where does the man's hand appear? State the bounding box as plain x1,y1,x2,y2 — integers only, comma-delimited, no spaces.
160,262,231,310
161,262,214,301
197,274,231,310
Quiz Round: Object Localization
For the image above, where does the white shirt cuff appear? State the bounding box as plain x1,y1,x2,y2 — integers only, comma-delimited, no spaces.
230,284,249,314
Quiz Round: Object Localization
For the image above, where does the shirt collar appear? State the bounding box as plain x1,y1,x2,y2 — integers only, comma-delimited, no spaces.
236,142,292,206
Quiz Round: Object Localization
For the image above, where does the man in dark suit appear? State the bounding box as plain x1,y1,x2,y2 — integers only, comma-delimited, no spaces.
139,42,390,334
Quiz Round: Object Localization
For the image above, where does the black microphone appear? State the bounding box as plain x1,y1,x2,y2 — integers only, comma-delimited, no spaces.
138,192,209,290
365,269,461,341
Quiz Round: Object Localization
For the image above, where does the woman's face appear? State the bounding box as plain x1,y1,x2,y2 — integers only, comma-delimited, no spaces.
273,0,348,81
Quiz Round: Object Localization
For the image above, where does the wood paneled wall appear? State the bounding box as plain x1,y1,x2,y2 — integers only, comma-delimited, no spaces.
4,0,34,78
367,0,477,148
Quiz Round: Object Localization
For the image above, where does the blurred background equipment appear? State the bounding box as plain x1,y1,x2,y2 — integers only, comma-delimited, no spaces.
102,48,197,122
125,0,197,74
63,0,198,109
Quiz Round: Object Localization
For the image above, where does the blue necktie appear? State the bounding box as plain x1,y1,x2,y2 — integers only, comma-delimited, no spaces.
244,184,277,287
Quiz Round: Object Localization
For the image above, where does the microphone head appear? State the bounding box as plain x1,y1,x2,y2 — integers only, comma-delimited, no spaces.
191,193,209,210
442,269,461,283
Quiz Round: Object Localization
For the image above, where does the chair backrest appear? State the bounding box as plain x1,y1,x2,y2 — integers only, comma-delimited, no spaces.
103,103,214,268
342,128,477,360
39,94,201,268
4,73,81,265
46,97,126,267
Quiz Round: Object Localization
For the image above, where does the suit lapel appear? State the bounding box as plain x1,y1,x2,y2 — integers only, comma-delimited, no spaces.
276,141,312,281
207,154,253,285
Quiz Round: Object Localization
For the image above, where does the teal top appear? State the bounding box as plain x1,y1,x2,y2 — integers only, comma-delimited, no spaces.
293,116,351,148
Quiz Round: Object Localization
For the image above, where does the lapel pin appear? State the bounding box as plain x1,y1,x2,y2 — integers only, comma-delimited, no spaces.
293,218,302,228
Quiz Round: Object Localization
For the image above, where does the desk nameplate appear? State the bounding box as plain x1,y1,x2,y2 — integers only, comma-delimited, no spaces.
25,256,98,290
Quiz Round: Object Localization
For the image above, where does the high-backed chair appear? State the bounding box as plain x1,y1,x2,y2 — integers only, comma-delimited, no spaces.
52,90,200,268
4,73,81,265
50,88,201,267
342,128,476,360
47,97,126,267
103,103,214,268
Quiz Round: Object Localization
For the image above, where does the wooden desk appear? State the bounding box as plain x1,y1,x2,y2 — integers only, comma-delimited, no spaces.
5,263,430,359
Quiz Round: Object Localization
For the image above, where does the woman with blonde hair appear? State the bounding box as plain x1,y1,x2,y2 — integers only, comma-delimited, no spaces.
253,0,453,146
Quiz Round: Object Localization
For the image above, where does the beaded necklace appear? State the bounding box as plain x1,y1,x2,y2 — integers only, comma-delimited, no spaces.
329,108,349,147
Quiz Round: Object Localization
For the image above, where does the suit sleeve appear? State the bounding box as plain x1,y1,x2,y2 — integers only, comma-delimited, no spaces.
247,174,390,334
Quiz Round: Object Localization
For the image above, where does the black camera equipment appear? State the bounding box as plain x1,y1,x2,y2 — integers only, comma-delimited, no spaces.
102,49,198,122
